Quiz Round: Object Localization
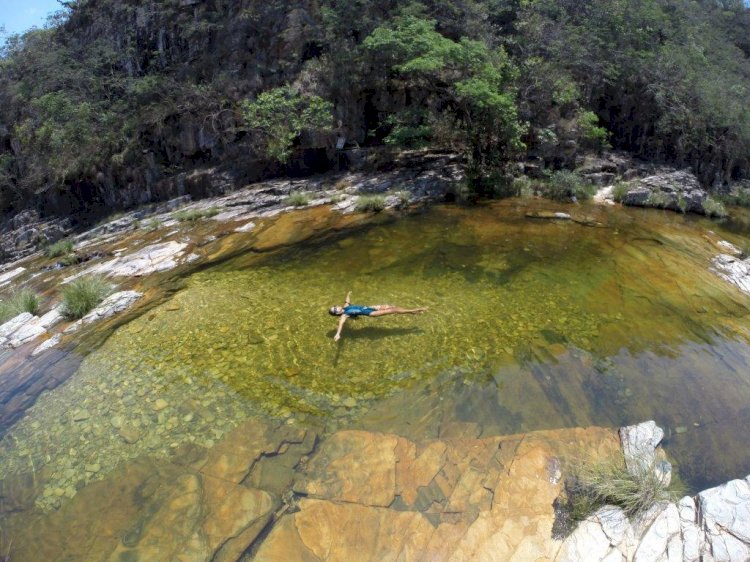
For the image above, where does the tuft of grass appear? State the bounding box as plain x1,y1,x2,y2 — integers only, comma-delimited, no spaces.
173,207,219,222
284,192,311,207
645,190,671,208
676,195,688,214
395,190,411,205
61,276,112,320
612,182,629,203
45,239,74,258
146,218,162,231
703,196,728,219
355,195,386,213
563,454,683,523
0,289,40,324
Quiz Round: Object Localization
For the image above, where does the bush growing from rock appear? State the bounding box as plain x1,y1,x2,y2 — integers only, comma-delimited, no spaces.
284,192,311,207
703,196,728,218
645,190,671,209
62,276,112,320
45,239,74,258
612,182,629,203
0,289,41,324
173,208,219,222
563,453,683,523
355,195,386,213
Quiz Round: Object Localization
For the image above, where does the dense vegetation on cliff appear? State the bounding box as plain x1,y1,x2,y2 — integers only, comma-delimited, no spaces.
0,0,749,216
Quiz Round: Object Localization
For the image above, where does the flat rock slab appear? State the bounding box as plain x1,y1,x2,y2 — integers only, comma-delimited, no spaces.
72,241,188,279
0,312,34,339
0,266,25,287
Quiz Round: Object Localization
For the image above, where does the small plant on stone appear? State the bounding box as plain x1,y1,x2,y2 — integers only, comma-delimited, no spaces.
284,192,311,207
396,191,411,205
355,195,386,213
61,276,112,320
0,289,41,324
45,239,74,258
563,453,683,523
146,218,162,231
676,195,688,214
645,190,671,209
173,208,219,222
703,196,728,219
612,182,629,203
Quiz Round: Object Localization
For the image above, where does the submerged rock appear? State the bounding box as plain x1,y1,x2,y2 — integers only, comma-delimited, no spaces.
31,333,62,356
82,291,143,325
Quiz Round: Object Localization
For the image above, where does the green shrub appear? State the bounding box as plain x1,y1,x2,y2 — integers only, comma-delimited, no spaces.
173,208,219,222
541,171,594,201
284,192,311,207
146,218,162,231
395,191,411,205
512,176,534,198
60,253,81,267
564,455,683,522
61,276,112,320
355,195,386,213
0,289,41,323
645,190,671,208
703,196,728,218
45,239,74,258
612,182,629,203
734,189,750,208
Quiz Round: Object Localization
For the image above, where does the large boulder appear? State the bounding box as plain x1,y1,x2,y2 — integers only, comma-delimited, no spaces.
619,170,709,214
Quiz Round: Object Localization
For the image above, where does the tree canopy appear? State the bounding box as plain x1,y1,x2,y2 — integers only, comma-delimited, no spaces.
0,0,749,214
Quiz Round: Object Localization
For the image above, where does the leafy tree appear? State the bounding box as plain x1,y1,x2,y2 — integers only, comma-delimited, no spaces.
363,14,525,177
241,87,334,163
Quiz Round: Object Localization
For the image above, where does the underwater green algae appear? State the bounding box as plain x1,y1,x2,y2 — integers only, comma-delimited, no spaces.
109,213,610,418
2,202,750,501
100,203,749,422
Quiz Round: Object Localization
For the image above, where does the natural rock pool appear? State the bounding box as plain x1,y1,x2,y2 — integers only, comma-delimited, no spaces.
1,200,750,521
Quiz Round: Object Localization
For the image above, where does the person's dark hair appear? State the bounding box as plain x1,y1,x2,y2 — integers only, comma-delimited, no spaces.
329,307,341,316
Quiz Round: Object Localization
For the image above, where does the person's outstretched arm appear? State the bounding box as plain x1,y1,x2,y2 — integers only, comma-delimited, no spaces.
345,291,352,306
334,315,348,341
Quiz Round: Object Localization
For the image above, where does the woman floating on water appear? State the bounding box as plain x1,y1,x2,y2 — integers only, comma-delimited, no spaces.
329,291,427,341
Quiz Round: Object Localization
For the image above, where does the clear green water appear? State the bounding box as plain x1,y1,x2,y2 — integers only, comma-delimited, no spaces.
2,201,750,502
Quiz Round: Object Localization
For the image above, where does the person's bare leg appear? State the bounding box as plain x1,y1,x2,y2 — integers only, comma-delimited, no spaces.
370,306,427,316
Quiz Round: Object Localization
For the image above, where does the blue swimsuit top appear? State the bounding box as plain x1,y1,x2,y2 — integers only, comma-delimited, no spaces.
343,305,376,317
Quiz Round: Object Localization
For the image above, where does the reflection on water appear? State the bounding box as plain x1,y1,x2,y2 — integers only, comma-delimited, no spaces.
1,201,750,508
